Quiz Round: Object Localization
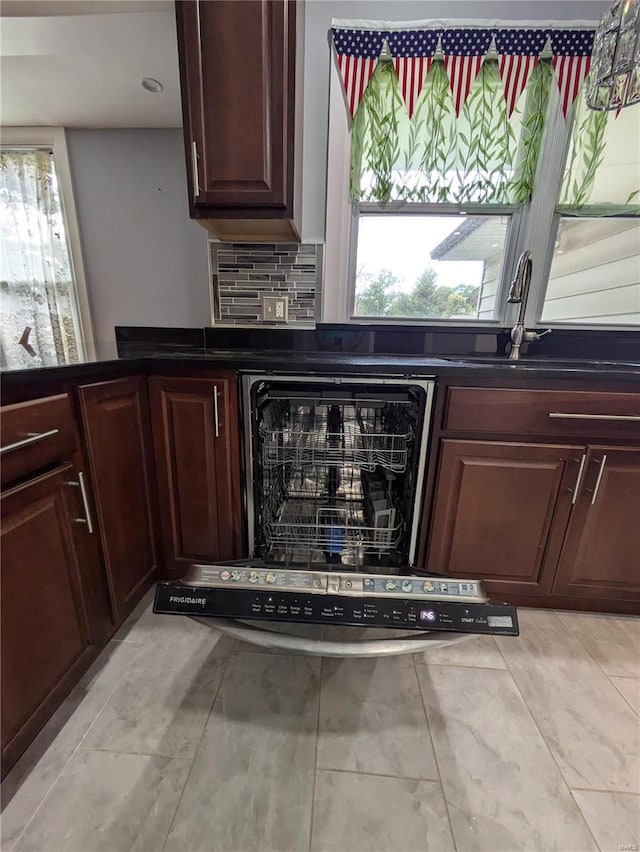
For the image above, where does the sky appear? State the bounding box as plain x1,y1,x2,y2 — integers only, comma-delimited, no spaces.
355,215,486,293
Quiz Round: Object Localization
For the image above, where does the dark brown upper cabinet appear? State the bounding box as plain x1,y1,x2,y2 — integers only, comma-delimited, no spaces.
176,0,303,242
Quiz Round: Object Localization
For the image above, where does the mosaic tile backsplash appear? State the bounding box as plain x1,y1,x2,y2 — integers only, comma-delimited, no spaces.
209,242,323,326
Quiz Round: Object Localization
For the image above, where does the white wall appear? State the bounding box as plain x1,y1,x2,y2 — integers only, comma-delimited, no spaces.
66,128,210,358
301,0,602,242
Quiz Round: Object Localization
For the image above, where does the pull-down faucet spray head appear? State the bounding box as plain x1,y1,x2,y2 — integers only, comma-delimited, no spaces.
508,250,532,305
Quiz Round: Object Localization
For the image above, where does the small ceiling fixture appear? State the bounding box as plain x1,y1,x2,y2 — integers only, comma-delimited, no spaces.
586,0,640,111
141,77,164,93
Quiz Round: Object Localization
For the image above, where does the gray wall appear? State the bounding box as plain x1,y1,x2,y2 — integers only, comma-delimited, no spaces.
67,128,210,358
301,0,602,242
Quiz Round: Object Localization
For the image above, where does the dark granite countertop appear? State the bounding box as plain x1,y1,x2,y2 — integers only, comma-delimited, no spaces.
2,323,639,392
2,349,640,394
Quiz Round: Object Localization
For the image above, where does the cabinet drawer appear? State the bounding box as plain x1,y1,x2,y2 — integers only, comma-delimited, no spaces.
444,387,640,439
1,395,77,486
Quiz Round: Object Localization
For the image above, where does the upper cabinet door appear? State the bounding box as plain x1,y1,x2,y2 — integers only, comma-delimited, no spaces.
552,446,640,602
177,0,297,215
148,375,243,578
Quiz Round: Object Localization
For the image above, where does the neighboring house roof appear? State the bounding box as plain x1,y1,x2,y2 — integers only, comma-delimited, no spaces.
430,217,505,261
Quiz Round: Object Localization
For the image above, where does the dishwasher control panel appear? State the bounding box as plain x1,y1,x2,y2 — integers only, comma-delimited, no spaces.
154,583,519,636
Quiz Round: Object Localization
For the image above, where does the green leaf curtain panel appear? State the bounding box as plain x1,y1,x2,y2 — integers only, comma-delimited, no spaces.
332,23,596,205
557,89,640,213
0,150,80,369
350,58,553,205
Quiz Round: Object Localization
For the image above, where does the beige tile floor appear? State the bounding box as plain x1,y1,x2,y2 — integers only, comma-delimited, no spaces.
2,592,639,852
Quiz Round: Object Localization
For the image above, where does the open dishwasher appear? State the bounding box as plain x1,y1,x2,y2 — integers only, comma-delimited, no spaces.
155,374,518,656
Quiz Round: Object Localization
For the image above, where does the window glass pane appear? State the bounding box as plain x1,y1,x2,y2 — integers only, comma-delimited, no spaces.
0,149,82,369
354,214,509,320
541,218,640,325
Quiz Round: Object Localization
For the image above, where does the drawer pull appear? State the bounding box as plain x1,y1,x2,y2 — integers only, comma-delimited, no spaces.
571,454,586,504
590,455,607,506
0,428,60,455
66,471,94,534
548,413,640,422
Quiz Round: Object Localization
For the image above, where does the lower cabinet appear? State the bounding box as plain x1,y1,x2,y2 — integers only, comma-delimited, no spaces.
1,465,95,773
78,378,157,623
427,440,583,597
148,375,243,577
551,446,640,601
428,438,640,606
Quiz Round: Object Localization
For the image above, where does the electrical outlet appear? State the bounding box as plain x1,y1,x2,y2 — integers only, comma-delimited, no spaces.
262,294,288,323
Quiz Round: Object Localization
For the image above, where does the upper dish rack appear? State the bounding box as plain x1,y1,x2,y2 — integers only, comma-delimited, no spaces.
260,403,414,473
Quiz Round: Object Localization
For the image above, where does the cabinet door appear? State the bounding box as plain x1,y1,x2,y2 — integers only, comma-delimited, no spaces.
149,376,243,577
177,0,295,213
1,465,93,773
552,446,640,602
427,440,584,597
78,378,157,623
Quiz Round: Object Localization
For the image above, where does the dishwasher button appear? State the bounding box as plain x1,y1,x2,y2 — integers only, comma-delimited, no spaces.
220,571,231,581
401,580,413,592
385,580,397,591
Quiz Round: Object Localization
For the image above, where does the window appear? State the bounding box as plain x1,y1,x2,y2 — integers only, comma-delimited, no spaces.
541,94,640,325
0,130,92,369
325,22,640,330
348,55,549,322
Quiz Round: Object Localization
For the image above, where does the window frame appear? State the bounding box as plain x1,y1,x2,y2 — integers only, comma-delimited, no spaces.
1,127,95,360
325,45,638,331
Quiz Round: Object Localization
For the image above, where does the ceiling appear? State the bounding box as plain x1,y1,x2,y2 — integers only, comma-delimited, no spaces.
0,2,182,128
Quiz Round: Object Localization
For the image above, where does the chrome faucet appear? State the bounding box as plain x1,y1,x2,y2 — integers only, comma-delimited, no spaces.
507,251,551,360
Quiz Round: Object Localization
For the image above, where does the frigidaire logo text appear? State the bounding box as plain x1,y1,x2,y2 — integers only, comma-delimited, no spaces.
169,596,206,605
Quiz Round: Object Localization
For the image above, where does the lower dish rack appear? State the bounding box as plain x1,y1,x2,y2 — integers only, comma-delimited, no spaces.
263,497,403,552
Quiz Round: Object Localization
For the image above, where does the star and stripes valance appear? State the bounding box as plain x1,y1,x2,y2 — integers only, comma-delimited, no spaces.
332,23,595,120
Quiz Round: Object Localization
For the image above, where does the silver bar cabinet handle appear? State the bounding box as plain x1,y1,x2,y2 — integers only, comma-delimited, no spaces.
67,471,94,534
549,413,640,422
191,140,200,198
571,454,586,504
213,388,220,438
590,455,607,505
0,428,59,455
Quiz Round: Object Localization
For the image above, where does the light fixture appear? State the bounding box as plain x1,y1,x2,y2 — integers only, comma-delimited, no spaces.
586,0,640,110
141,77,164,93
